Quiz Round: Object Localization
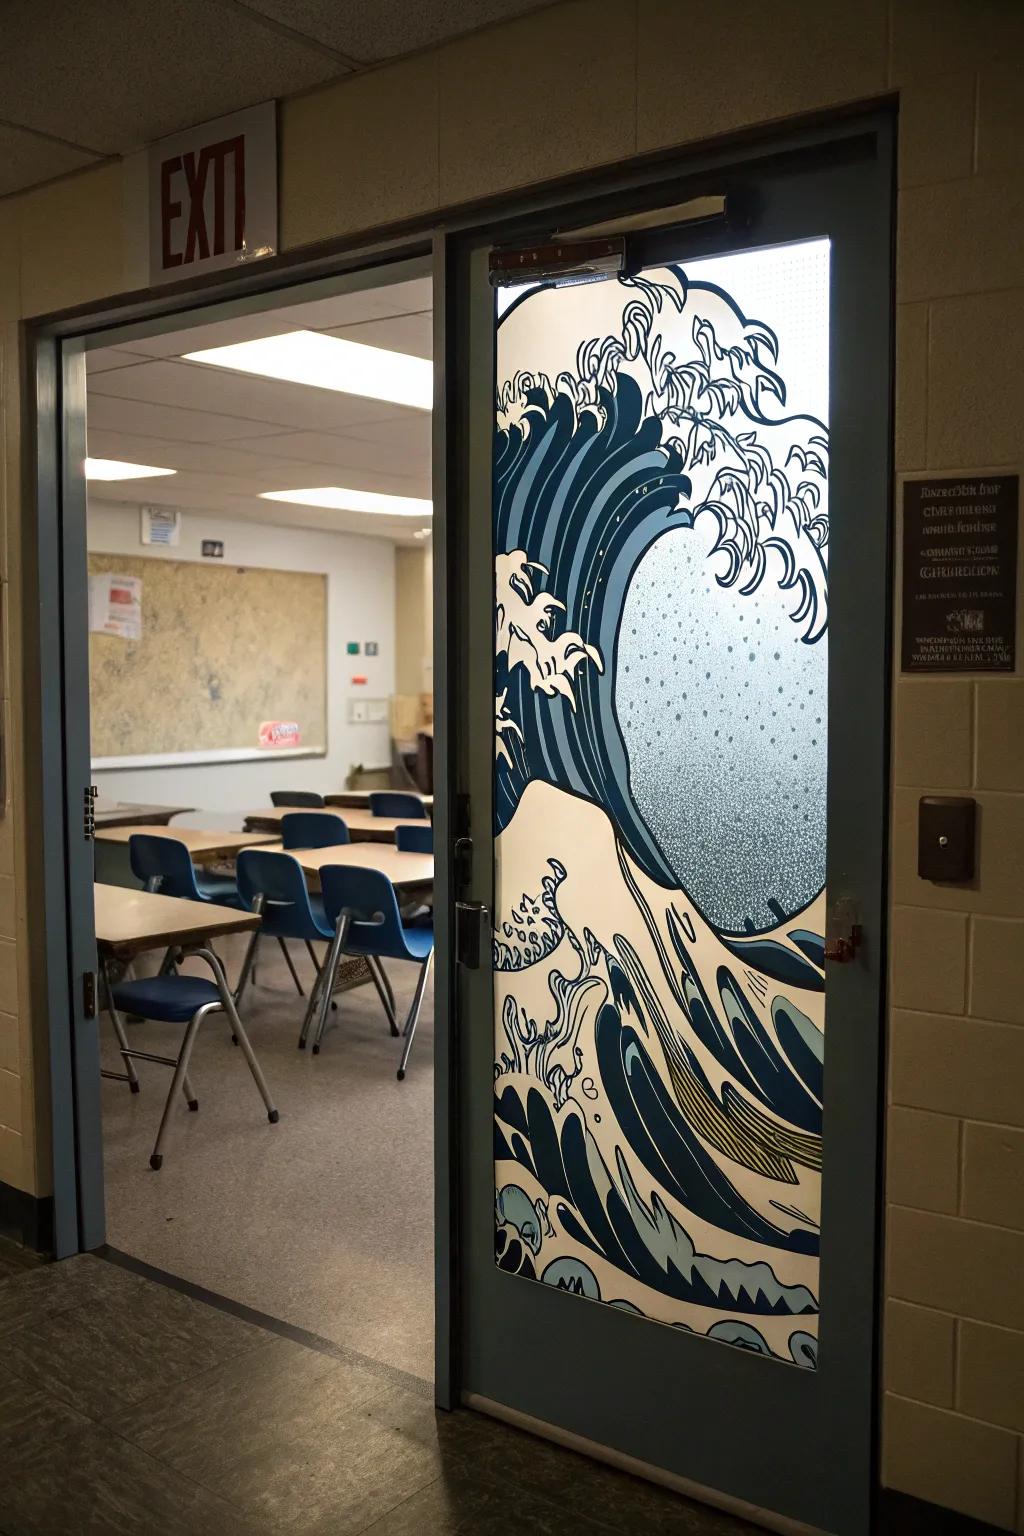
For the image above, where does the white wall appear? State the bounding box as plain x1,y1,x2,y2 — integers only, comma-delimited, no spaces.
88,502,395,819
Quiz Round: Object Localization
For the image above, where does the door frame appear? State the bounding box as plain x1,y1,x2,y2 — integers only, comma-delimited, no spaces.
25,104,893,1447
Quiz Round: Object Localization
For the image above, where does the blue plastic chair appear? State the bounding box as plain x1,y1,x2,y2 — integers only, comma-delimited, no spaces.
317,865,433,1078
129,833,243,908
280,812,350,850
105,947,277,1170
368,791,428,820
235,847,342,1027
270,790,325,807
395,823,433,854
395,822,433,927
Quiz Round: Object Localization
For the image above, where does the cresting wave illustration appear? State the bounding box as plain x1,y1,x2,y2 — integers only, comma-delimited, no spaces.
492,256,829,1366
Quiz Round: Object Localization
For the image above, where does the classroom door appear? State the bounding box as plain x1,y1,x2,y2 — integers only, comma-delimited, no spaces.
450,130,892,1535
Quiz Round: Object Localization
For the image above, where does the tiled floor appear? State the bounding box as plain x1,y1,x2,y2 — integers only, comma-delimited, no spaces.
0,1250,764,1536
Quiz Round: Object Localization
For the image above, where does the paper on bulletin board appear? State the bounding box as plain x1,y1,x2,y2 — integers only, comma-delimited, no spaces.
89,573,143,640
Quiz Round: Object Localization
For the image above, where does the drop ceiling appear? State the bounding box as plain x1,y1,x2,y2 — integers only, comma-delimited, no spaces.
86,274,434,543
0,0,555,198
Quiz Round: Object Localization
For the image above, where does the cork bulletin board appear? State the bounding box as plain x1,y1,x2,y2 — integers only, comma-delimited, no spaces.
89,553,327,763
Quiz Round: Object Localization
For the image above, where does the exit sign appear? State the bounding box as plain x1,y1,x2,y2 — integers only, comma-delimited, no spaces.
149,102,277,285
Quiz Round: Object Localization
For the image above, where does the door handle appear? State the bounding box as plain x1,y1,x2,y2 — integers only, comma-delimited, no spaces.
455,901,491,969
824,896,862,963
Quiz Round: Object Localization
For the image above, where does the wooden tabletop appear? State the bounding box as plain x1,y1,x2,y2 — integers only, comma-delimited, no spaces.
93,802,195,829
94,825,280,862
290,842,434,890
324,790,433,810
95,883,259,959
242,807,425,842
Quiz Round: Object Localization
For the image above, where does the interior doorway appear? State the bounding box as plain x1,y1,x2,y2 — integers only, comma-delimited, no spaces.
76,256,436,1384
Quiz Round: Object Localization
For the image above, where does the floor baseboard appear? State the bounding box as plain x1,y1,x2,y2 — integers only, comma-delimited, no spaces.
877,1489,1010,1535
0,1179,54,1254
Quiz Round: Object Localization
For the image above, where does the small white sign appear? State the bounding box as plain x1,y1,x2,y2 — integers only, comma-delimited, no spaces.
149,101,277,286
89,574,143,641
140,506,180,546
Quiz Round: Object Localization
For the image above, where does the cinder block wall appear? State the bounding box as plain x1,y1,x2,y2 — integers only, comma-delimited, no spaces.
0,0,1021,1526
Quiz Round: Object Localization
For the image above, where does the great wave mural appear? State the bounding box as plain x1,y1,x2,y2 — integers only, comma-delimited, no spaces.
492,244,830,1366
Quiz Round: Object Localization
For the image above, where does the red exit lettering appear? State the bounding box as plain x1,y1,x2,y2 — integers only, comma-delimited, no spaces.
160,135,246,271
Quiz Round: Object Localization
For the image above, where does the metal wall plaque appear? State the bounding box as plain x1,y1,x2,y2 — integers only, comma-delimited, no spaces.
902,475,1018,672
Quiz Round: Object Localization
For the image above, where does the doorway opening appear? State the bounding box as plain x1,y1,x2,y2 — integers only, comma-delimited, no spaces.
84,259,436,1384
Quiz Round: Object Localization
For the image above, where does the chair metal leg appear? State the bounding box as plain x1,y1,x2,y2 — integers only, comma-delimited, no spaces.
366,956,399,1037
149,1003,216,1168
101,962,140,1093
304,940,337,1012
297,940,331,1049
278,936,305,997
233,925,262,1010
197,947,278,1123
311,917,349,1055
397,950,433,1082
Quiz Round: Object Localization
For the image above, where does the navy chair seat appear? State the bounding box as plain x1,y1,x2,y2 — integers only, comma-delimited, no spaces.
195,872,246,907
111,975,222,1024
345,922,433,962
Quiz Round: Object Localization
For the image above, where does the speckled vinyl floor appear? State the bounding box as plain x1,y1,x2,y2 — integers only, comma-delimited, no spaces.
98,933,436,1383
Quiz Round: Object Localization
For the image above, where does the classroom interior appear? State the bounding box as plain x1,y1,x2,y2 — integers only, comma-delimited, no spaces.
85,265,436,1384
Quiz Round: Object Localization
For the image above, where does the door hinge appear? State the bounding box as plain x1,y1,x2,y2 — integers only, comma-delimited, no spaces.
83,785,97,841
82,971,98,1019
455,901,491,969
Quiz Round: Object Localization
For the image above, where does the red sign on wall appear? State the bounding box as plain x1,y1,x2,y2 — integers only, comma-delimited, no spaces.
149,103,277,285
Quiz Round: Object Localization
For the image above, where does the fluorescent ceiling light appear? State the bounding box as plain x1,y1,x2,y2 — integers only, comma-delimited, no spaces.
261,487,432,518
184,331,432,411
85,457,176,481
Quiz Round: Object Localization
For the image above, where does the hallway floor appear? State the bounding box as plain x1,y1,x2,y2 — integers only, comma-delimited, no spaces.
0,1250,763,1536
99,932,434,1381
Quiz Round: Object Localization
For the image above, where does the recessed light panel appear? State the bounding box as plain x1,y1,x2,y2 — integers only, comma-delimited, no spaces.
184,331,432,411
261,487,432,518
85,458,176,481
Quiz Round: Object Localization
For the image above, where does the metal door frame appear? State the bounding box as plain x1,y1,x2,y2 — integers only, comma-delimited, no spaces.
25,103,893,1446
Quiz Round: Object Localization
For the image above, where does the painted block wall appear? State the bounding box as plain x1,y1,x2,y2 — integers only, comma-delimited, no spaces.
86,502,396,815
0,0,1021,1525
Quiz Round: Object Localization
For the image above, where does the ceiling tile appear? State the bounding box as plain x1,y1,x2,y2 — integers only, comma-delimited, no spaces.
326,311,432,359
87,357,416,433
103,314,298,360
223,426,429,473
240,0,554,64
0,122,101,198
0,0,345,155
85,347,150,375
85,393,296,443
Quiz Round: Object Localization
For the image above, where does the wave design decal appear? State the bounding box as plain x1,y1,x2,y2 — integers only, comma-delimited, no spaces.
493,254,829,1364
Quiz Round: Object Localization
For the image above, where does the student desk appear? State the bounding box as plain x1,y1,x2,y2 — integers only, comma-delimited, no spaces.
324,791,433,815
290,842,434,893
94,882,259,960
241,807,424,843
95,825,280,864
94,823,280,890
93,801,194,829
